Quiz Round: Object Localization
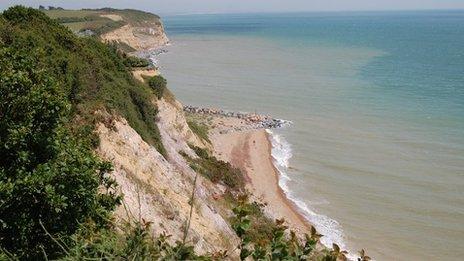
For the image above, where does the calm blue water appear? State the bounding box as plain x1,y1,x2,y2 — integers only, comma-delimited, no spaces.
158,11,464,260
166,11,464,119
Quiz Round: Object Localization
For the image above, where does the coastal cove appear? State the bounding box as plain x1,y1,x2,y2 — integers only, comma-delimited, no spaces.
156,11,464,260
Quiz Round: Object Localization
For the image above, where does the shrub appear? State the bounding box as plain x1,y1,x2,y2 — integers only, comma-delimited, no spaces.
231,195,321,260
60,220,213,260
124,55,151,68
0,42,120,259
187,119,211,143
148,75,167,99
184,145,245,190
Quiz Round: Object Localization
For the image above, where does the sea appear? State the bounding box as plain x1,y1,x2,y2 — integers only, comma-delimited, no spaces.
154,10,464,260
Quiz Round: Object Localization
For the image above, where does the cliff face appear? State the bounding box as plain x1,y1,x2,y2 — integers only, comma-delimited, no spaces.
96,97,239,256
99,9,169,51
101,21,169,51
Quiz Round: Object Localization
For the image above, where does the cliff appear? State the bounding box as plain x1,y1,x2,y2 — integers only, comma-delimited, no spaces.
100,22,169,51
99,9,169,51
44,8,169,51
96,102,239,255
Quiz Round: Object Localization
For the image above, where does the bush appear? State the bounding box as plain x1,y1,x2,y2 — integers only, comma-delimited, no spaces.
187,119,211,143
60,220,213,260
0,42,120,259
231,195,321,260
148,75,167,99
0,6,171,258
124,55,151,68
185,145,245,190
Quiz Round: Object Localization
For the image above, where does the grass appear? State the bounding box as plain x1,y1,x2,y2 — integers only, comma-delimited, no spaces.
64,21,90,31
187,119,211,143
107,9,161,24
43,10,97,19
42,8,161,34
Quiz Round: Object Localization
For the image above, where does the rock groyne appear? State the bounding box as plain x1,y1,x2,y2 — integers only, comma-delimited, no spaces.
184,105,291,133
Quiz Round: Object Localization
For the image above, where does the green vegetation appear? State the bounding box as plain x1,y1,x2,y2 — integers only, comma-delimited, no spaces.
184,146,365,261
232,195,318,260
184,145,245,190
229,194,360,261
99,8,161,24
187,119,211,143
85,20,126,36
43,9,119,34
0,5,166,157
148,75,168,99
43,9,96,19
43,8,161,35
0,8,120,259
124,55,151,68
54,220,218,260
0,6,170,259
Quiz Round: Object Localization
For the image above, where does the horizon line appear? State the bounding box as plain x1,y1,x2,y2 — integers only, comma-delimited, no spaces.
1,4,463,16
158,8,464,17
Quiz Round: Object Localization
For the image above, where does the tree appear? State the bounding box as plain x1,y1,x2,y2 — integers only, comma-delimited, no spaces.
0,42,119,260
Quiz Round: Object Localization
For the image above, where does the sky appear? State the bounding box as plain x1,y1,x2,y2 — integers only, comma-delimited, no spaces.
1,0,464,15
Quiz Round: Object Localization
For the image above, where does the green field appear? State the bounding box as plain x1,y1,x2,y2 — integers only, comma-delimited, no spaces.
43,9,98,18
42,8,160,34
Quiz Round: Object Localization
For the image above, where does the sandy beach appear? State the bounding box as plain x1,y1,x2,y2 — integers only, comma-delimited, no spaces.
209,116,311,234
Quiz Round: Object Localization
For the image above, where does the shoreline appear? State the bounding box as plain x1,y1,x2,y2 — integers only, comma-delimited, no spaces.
210,126,312,234
188,107,312,233
263,130,314,232
189,107,345,252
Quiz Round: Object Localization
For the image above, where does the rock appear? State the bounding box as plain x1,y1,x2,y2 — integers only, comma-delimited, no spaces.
183,105,292,132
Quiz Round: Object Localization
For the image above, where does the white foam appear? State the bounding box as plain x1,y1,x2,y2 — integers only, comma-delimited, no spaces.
266,129,356,259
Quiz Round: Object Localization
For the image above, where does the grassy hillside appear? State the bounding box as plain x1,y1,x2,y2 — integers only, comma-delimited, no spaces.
43,8,161,35
2,6,166,156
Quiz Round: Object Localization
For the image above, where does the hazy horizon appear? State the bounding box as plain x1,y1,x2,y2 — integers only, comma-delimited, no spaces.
1,0,464,15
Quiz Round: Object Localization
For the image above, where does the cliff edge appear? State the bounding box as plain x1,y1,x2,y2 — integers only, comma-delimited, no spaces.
44,8,169,51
